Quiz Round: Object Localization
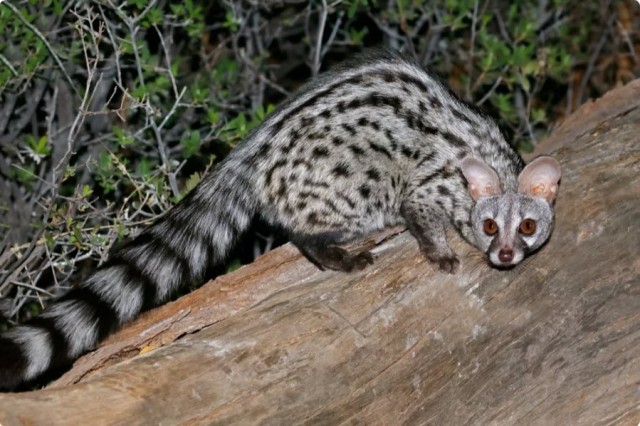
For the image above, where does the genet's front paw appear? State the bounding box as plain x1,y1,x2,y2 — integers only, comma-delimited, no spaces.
425,253,460,274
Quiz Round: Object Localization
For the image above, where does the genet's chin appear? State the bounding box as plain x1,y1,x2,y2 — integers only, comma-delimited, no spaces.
490,261,517,270
488,253,524,269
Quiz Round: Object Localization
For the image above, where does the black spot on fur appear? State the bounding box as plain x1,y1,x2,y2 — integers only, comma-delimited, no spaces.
405,111,439,136
368,140,393,159
338,193,356,209
300,116,315,127
332,136,345,146
277,177,287,197
280,130,299,154
405,115,416,130
382,71,396,83
366,93,382,107
366,168,381,181
437,185,451,196
342,123,357,136
442,132,466,147
303,178,330,189
307,212,320,225
319,109,332,118
401,146,414,158
346,74,364,85
347,98,362,109
349,145,365,157
312,146,330,158
323,199,341,214
416,121,439,136
299,191,321,200
284,203,295,215
417,171,439,187
359,185,371,199
292,158,312,169
257,142,271,157
384,129,399,151
416,151,436,168
332,163,351,177
452,109,475,125
397,72,429,94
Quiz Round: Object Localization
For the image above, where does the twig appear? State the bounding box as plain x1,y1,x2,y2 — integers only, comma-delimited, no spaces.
576,10,616,106
320,10,344,58
54,13,102,181
98,4,123,88
311,0,329,76
466,0,479,100
0,53,18,77
2,0,80,99
158,87,186,131
477,72,505,106
153,24,180,100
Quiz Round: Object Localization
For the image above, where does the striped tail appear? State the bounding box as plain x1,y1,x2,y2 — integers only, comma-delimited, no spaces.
0,163,257,390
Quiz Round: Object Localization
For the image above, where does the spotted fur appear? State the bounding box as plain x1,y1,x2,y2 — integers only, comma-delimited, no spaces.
0,52,561,390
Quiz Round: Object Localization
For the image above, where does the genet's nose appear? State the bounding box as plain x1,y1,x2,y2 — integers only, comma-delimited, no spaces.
498,248,514,263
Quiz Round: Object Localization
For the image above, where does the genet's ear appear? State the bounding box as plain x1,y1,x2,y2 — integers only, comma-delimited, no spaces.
517,156,561,203
460,157,502,201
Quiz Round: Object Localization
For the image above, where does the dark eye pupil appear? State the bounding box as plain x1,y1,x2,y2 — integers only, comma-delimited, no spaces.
520,219,536,234
483,219,498,235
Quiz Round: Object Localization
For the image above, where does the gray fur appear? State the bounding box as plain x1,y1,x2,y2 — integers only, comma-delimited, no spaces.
4,326,52,381
0,52,561,390
42,300,99,358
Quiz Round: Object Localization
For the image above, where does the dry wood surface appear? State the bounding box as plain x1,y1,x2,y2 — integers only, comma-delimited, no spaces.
0,80,639,425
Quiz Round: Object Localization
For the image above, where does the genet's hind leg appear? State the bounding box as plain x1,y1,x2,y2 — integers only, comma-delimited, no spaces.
292,234,374,272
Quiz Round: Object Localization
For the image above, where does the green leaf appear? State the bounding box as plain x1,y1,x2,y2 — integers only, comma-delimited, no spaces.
181,130,201,158
143,7,163,27
207,109,221,126
82,184,93,197
348,27,369,44
113,126,134,147
185,172,201,193
138,157,153,177
531,108,547,124
223,11,238,31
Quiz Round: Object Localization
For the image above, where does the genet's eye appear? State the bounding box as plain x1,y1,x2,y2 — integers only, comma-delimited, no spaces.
483,219,498,236
519,218,537,235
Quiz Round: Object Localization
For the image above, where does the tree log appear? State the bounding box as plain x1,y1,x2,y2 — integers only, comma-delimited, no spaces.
0,80,639,425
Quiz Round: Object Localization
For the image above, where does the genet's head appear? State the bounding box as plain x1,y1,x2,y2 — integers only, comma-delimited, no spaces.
460,156,562,268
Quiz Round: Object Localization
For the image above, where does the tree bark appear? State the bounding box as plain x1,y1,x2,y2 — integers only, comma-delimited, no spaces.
0,80,639,425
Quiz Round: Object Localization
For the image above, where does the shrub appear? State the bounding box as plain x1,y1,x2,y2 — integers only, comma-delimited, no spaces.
0,0,637,324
